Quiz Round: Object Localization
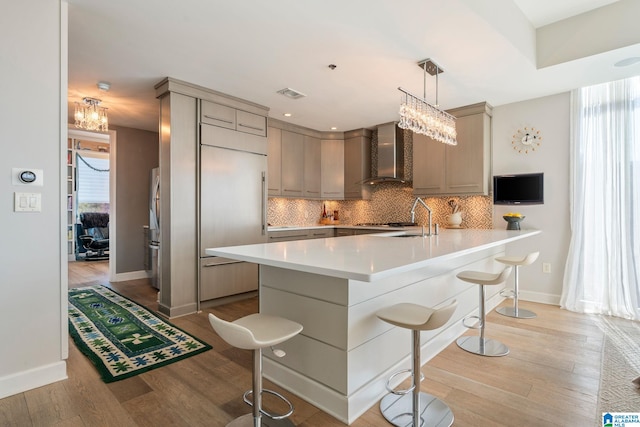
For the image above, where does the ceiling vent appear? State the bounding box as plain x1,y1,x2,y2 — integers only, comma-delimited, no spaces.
277,87,306,99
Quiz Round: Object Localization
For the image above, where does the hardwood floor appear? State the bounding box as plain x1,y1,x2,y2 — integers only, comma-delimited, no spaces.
0,261,605,426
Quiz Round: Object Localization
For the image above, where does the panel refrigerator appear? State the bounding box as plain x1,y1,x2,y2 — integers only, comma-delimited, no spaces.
199,124,268,301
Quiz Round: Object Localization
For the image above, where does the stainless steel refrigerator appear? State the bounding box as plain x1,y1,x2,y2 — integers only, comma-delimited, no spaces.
199,124,267,301
148,167,160,289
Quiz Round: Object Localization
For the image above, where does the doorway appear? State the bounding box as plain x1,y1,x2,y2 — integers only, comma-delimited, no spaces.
67,127,116,283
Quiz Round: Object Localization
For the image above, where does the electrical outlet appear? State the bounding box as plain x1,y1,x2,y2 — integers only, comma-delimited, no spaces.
543,263,551,273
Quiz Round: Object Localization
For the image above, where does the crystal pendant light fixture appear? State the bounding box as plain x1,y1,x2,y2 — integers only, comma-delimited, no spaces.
398,59,457,145
74,97,108,132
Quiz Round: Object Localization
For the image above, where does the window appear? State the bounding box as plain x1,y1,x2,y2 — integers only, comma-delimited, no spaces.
76,152,109,214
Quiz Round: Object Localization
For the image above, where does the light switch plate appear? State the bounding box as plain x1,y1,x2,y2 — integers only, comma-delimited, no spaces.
14,192,41,212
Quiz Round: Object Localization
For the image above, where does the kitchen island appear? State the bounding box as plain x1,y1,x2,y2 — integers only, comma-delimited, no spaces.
206,228,540,424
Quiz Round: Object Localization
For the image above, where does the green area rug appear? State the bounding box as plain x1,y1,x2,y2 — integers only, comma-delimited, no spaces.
68,285,211,383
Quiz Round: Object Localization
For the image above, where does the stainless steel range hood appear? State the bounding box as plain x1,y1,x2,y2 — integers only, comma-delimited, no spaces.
365,122,408,184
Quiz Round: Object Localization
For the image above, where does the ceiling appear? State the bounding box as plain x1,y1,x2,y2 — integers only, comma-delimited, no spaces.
68,0,640,133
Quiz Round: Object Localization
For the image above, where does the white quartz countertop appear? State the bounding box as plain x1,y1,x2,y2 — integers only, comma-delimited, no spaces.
206,228,540,282
267,224,399,231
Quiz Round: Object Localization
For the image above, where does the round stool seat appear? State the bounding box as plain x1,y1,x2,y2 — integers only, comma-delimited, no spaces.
456,267,511,357
376,301,456,331
376,300,457,427
495,252,539,267
456,267,512,286
209,313,303,350
495,252,539,319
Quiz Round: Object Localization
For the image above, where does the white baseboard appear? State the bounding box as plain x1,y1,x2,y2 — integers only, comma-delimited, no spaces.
111,270,149,282
0,361,67,399
520,290,561,306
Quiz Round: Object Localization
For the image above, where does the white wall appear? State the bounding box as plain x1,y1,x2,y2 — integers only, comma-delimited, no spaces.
492,92,571,304
0,1,68,397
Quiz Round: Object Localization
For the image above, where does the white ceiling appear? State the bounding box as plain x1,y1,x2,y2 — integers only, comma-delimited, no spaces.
68,0,640,133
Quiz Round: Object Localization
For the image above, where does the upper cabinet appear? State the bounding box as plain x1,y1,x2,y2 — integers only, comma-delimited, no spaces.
267,127,282,196
201,100,266,136
321,138,344,199
303,135,321,198
268,119,348,200
413,102,492,196
344,129,372,200
280,130,304,197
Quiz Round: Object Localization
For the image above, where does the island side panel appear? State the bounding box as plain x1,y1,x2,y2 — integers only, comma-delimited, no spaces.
260,245,506,424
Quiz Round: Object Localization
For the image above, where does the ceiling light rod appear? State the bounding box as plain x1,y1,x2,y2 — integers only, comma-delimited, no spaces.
397,58,457,145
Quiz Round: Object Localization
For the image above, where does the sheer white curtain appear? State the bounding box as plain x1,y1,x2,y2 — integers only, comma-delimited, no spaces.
561,76,640,320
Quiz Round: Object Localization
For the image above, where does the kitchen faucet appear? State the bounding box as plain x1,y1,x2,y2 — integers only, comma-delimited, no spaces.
410,197,433,237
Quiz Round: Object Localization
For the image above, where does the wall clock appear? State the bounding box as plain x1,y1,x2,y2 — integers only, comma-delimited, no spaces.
511,127,542,154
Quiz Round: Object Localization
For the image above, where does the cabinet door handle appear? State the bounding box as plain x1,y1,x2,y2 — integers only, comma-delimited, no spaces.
203,115,233,124
283,188,302,192
238,123,264,131
306,190,320,194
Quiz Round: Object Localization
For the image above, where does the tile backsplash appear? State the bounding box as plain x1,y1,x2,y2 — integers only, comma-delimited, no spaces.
268,182,493,229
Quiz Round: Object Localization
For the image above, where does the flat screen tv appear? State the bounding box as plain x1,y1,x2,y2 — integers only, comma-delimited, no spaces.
493,173,544,205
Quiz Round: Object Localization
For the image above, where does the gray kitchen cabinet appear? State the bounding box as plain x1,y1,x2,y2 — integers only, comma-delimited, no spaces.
201,100,267,136
201,101,236,130
304,135,322,198
236,110,267,136
321,139,344,199
200,258,258,301
267,127,282,196
307,228,334,239
344,129,372,200
335,228,356,237
413,102,492,196
154,77,269,315
268,228,335,241
281,130,304,197
335,228,386,237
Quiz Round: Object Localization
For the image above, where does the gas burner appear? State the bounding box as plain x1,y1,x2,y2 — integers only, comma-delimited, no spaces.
355,222,387,226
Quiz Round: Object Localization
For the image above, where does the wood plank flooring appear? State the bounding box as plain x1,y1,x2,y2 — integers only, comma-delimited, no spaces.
0,260,606,426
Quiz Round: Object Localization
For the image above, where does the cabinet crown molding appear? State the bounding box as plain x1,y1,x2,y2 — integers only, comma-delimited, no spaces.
155,77,269,116
447,101,493,118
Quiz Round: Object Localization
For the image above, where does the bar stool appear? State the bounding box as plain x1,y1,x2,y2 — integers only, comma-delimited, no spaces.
208,313,303,427
376,299,457,427
495,252,539,319
456,266,512,357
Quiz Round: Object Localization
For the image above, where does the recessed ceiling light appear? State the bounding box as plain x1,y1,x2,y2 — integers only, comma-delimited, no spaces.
277,87,306,99
283,113,292,117
614,57,640,67
331,127,337,130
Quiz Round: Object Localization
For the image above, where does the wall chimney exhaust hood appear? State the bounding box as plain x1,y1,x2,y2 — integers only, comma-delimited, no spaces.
365,122,408,184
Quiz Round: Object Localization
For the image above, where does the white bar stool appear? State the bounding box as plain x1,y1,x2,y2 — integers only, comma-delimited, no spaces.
208,313,303,427
456,267,512,357
495,252,539,319
376,300,457,427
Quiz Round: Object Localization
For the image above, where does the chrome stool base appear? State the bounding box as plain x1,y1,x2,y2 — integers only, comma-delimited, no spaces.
496,306,536,319
380,392,454,427
226,413,295,427
456,336,509,357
